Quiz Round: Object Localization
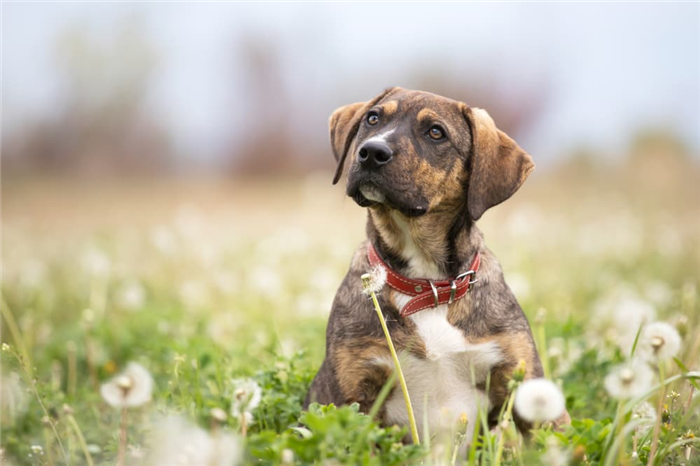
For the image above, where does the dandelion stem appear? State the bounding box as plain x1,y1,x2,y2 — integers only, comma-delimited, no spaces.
0,314,70,464
241,413,248,437
535,311,550,379
646,361,666,466
494,388,516,466
118,407,128,466
67,413,95,466
361,273,420,445
0,296,32,376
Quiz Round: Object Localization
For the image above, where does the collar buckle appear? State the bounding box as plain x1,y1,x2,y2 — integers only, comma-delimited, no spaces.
449,270,478,304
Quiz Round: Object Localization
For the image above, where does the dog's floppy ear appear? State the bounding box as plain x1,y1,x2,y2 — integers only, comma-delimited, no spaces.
330,87,397,184
463,106,535,220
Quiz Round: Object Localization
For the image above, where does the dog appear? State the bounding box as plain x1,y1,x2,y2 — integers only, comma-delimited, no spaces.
304,87,568,442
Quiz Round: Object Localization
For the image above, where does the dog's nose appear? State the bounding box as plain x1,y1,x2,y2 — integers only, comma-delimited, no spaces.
358,141,393,169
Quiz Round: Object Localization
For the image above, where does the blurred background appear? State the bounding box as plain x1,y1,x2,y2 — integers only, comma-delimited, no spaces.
3,2,699,178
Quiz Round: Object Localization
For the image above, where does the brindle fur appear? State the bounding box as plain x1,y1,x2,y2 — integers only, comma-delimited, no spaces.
305,88,569,432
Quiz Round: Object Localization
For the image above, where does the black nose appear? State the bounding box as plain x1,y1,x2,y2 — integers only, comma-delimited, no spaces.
358,141,393,169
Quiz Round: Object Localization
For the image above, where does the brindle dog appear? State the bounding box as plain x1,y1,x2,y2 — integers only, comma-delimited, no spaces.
304,87,569,441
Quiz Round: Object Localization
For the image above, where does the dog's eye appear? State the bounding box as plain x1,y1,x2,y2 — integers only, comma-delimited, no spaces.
367,112,380,125
428,125,445,140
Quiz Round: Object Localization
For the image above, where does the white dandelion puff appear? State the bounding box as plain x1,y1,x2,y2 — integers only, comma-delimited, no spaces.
100,362,153,408
281,448,294,464
514,378,566,423
151,226,177,255
604,362,654,400
637,321,682,362
147,415,242,466
230,378,262,421
361,265,387,295
1,371,28,426
632,401,657,437
117,281,145,310
82,247,112,278
542,436,569,466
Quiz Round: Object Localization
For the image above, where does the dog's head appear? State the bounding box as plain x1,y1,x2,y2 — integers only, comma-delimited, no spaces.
330,87,534,220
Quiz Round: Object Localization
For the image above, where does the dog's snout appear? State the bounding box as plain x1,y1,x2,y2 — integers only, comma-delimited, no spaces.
358,141,393,169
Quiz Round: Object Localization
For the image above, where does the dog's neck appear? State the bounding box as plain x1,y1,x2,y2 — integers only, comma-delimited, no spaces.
366,204,482,279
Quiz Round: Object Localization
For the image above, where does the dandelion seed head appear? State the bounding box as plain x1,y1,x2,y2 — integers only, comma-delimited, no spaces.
82,247,112,278
117,281,145,310
638,321,682,362
604,362,654,400
543,437,569,466
230,378,262,420
147,415,242,466
514,378,566,423
632,401,657,437
210,408,227,423
281,449,294,464
100,362,153,408
1,371,27,426
362,265,387,295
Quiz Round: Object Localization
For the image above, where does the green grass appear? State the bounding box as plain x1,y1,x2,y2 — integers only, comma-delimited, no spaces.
1,172,699,465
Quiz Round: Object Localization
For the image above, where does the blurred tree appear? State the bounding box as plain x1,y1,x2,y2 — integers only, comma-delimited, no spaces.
2,15,172,178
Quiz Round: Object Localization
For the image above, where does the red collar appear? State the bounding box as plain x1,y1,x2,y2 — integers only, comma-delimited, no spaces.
367,242,481,317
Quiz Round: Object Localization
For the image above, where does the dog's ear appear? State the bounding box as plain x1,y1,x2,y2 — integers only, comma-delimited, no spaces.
462,106,535,220
330,88,397,184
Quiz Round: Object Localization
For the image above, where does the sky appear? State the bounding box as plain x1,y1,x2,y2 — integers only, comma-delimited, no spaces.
2,2,699,164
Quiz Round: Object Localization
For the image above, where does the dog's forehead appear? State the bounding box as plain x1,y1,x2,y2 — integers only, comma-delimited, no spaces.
378,89,462,120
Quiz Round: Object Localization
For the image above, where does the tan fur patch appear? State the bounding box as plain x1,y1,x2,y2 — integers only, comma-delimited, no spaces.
416,108,439,122
333,333,426,412
382,100,398,116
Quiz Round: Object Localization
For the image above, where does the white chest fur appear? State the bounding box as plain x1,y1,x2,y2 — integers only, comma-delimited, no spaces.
383,295,502,441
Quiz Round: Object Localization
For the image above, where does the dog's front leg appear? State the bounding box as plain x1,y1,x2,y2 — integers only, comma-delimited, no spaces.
331,338,394,416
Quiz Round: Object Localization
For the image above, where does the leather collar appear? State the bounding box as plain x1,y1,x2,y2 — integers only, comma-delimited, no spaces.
367,242,481,317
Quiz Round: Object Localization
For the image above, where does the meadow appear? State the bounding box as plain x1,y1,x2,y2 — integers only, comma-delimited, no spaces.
2,148,699,465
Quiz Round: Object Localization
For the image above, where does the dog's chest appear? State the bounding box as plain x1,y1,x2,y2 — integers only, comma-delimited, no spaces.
384,292,502,437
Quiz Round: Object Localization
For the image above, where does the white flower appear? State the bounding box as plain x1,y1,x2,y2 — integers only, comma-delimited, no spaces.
604,362,654,400
151,226,177,255
82,247,112,278
636,321,682,362
147,415,242,466
100,362,153,408
230,378,262,421
542,436,569,466
20,259,46,289
1,371,27,426
117,281,145,310
30,445,44,456
514,378,566,423
248,266,282,295
632,401,657,437
361,265,387,295
281,448,294,464
179,280,209,310
593,291,656,354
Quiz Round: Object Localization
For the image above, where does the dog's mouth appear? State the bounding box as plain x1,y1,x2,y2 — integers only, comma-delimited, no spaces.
349,181,428,217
